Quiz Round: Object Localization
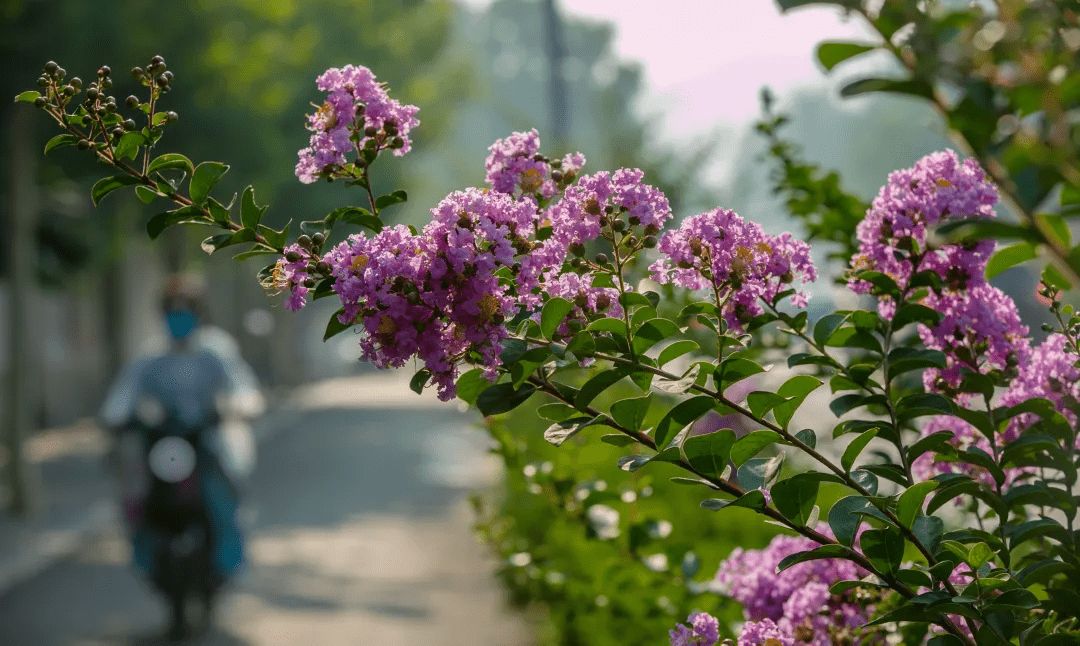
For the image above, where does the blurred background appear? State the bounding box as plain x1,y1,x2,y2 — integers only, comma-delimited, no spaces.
0,0,1056,644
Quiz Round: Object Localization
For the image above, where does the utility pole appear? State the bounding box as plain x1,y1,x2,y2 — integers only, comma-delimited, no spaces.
4,106,43,517
542,0,569,146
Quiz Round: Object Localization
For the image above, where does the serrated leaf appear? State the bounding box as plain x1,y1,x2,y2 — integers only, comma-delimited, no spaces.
91,174,143,205
189,161,229,205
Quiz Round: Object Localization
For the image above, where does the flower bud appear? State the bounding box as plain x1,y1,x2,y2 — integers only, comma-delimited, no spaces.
162,71,173,83
316,261,331,274
155,75,168,88
62,85,75,96
36,76,48,87
595,294,611,311
311,232,326,246
594,253,609,265
624,235,638,248
86,88,99,101
391,137,404,149
551,170,563,182
100,78,112,89
105,103,116,114
574,293,589,308
570,243,585,257
302,278,316,289
55,67,66,80
297,235,312,249
111,127,124,138
98,66,111,77
33,97,46,108
644,224,660,236
305,261,317,273
166,111,178,122
570,258,582,269
81,115,92,125
77,139,90,150
123,119,136,131
69,77,82,89
584,198,602,216
151,55,165,66
285,251,301,262
406,291,420,305
131,67,144,79
44,61,58,74
364,125,378,137
611,219,626,233
126,95,139,108
604,204,615,215
643,235,657,249
383,120,398,135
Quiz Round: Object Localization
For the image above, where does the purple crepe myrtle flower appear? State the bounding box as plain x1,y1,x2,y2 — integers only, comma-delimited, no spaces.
484,130,586,202
650,208,816,331
540,271,623,340
548,168,672,248
918,282,1029,394
847,150,999,314
737,618,792,646
271,243,314,312
295,64,419,184
670,612,721,646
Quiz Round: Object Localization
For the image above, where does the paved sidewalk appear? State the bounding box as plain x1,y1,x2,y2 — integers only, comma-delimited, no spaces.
0,370,478,596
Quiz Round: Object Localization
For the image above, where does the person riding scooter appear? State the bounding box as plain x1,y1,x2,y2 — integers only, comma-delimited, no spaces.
99,275,264,640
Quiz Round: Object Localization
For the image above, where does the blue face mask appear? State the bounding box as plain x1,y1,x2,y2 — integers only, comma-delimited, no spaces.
166,310,199,340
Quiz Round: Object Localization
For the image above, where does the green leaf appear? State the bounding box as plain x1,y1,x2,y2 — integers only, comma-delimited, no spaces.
841,429,878,472
600,434,636,447
632,318,681,354
327,206,382,233
146,206,206,240
795,428,816,449
374,189,407,211
544,415,601,447
772,475,820,526
586,318,627,337
609,394,653,432
985,242,1037,279
912,514,944,554
455,369,489,406
241,186,268,230
14,90,40,103
813,313,848,346
135,186,160,204
829,495,872,546
896,481,938,528
91,175,143,206
967,542,994,569
113,131,148,161
860,528,905,575
540,297,573,340
738,455,784,490
324,308,350,341
44,134,80,154
1036,212,1071,248
714,357,766,389
477,383,536,416
574,366,633,410
657,340,699,367
730,430,784,467
892,303,941,330
189,161,229,205
776,544,850,572
1042,263,1073,291
840,77,935,100
200,229,255,254
654,395,716,448
682,429,736,478
701,490,767,512
654,363,701,394
409,368,430,395
816,41,878,71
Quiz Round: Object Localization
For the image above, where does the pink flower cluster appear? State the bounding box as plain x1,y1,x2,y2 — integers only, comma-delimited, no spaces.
848,149,998,307
914,333,1080,484
484,129,584,201
714,532,870,646
295,64,420,184
669,612,721,646
276,188,540,399
650,208,817,331
548,168,672,247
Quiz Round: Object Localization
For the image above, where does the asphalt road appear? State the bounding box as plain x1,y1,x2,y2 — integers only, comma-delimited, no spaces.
0,405,531,646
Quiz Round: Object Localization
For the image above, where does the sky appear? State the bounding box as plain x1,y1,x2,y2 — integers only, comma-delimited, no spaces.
456,0,877,146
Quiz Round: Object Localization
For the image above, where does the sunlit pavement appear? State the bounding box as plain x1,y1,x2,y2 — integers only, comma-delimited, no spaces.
0,376,532,645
